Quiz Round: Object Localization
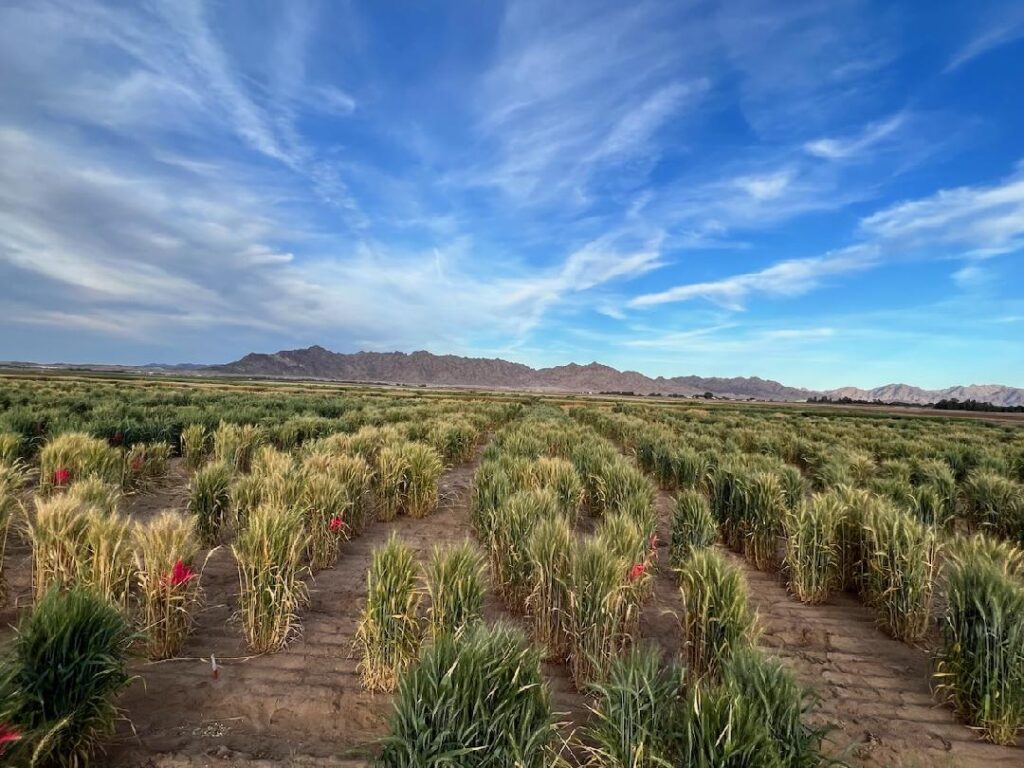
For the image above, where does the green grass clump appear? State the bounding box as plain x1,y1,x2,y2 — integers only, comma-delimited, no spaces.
674,649,825,768
233,503,308,654
962,470,1024,544
423,540,486,638
935,536,1024,745
0,587,134,767
187,461,232,545
377,622,555,768
356,534,422,692
678,549,757,681
784,493,842,605
582,645,681,768
670,490,717,568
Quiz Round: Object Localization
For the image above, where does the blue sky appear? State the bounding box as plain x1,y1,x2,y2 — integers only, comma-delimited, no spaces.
1,0,1022,389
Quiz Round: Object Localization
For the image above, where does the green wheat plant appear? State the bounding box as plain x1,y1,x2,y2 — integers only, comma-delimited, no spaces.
677,549,757,681
861,503,939,643
935,539,1024,745
783,493,842,605
423,540,486,638
187,461,232,545
0,586,134,767
377,622,555,767
670,489,717,568
526,513,575,660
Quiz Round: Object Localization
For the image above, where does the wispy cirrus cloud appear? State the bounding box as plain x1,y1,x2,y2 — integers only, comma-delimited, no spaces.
946,3,1024,72
629,246,879,310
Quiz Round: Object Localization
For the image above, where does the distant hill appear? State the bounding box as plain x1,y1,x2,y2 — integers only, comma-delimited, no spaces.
208,345,822,402
824,384,1024,408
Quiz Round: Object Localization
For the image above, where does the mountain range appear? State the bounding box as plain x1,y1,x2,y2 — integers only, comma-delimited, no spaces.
207,346,1024,407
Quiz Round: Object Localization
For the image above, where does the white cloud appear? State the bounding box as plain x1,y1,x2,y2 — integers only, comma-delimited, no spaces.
946,5,1024,72
629,246,878,309
861,163,1024,254
804,113,907,160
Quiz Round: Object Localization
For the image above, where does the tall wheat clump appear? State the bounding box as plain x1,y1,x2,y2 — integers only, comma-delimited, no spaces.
534,456,584,523
861,503,939,642
527,514,575,660
678,548,757,681
403,442,444,519
300,468,350,572
784,493,842,604
188,460,233,545
670,489,717,568
935,535,1024,745
375,444,410,522
134,511,202,660
81,507,136,610
355,534,422,691
0,462,28,602
233,503,308,653
67,477,121,515
423,540,486,638
744,471,787,570
180,424,209,471
489,489,557,613
38,432,122,495
25,495,90,601
566,537,629,688
212,422,263,473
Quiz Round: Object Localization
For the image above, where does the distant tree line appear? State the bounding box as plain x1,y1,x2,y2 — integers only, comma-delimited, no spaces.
932,398,1024,413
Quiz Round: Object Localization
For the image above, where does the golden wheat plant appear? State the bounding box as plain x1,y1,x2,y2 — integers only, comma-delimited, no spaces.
38,432,123,495
678,548,757,681
423,540,486,638
66,477,121,515
403,442,445,519
24,494,89,601
334,454,375,535
300,469,350,572
375,443,410,522
213,422,263,473
233,502,309,653
670,489,717,568
526,514,575,661
566,536,629,689
355,534,422,691
0,461,28,603
134,511,202,659
81,507,136,610
0,432,22,465
123,441,171,490
783,493,842,604
861,503,940,643
180,423,209,471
